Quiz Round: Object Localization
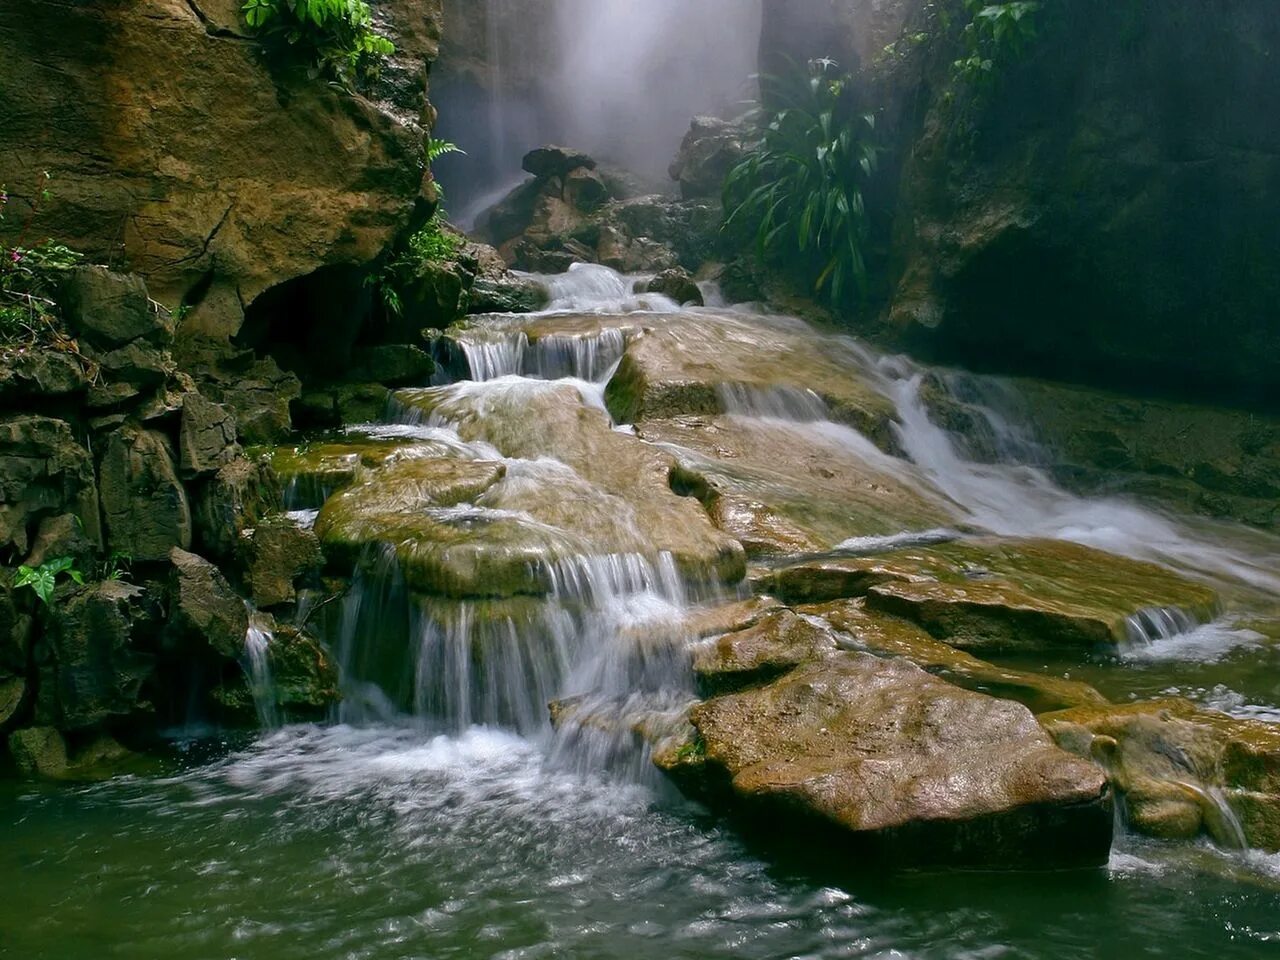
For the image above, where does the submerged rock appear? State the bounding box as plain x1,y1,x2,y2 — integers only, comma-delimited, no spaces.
661,652,1111,868
767,538,1218,654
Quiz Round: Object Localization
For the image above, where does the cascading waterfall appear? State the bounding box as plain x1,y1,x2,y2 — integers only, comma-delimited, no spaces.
242,609,280,730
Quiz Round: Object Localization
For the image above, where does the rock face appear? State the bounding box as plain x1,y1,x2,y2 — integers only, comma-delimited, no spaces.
166,548,250,661
865,1,1280,409
0,416,101,557
0,0,441,338
669,116,751,200
99,427,193,562
668,652,1110,868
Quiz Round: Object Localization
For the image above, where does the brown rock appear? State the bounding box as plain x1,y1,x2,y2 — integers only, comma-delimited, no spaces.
237,516,323,608
99,425,192,562
0,415,101,556
166,547,250,661
179,392,241,478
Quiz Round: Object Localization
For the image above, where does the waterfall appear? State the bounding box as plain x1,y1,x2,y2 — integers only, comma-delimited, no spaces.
242,610,280,730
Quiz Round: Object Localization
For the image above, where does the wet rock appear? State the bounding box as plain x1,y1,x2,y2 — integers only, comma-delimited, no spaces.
522,144,597,180
1043,699,1280,851
335,383,393,425
669,115,750,199
0,572,32,675
661,652,1111,868
269,623,341,715
645,267,704,306
237,515,323,609
638,415,948,556
179,392,240,479
87,340,175,388
693,609,838,693
260,437,452,509
99,425,192,562
468,274,550,315
23,513,95,571
349,344,436,387
0,347,89,402
166,547,250,661
0,415,101,556
396,380,746,586
0,674,25,729
191,457,280,560
768,538,1218,654
58,266,172,348
37,581,157,730
804,598,1108,714
212,357,301,446
563,167,610,211
7,726,68,778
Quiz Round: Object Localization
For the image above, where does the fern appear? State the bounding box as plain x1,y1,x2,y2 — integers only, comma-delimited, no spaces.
241,0,395,86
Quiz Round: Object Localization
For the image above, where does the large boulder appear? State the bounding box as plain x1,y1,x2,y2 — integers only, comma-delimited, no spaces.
178,392,240,479
37,581,159,730
0,416,101,556
662,652,1111,868
58,266,174,348
190,457,280,561
99,425,192,562
0,348,90,403
165,548,249,661
236,516,323,609
0,0,441,338
668,116,751,200
522,145,597,180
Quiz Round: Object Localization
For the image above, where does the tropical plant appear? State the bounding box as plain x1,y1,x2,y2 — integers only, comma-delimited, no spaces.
953,1,1041,83
15,557,84,607
723,59,879,305
241,0,395,85
1,172,86,343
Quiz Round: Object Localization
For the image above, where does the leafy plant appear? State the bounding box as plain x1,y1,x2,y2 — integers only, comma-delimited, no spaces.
15,557,84,606
372,213,465,318
953,1,1041,83
1,172,87,347
241,0,395,86
723,59,879,305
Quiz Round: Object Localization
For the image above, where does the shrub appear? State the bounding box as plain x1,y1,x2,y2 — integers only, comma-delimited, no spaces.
723,59,879,306
1,172,85,343
241,0,395,85
953,1,1041,83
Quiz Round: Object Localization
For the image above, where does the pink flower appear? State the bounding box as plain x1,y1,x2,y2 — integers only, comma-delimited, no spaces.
9,250,21,263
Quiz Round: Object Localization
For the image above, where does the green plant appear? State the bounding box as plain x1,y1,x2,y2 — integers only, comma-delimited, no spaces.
241,0,395,86
1,172,86,345
953,1,1041,83
723,59,879,305
15,557,84,606
372,213,464,318
101,551,133,583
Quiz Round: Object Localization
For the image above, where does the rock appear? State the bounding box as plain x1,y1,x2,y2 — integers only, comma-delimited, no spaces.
563,167,610,211
179,392,240,478
37,581,158,729
204,357,301,445
661,652,1110,868
693,609,838,693
191,457,280,560
23,513,95,571
803,598,1108,714
87,340,176,388
237,515,323,608
0,347,89,402
349,344,436,387
0,1,440,339
166,547,250,661
0,415,101,556
669,115,750,199
260,436,453,509
335,383,393,425
767,537,1219,654
522,145,597,180
468,275,550,314
637,415,948,556
7,726,68,778
0,676,26,728
267,623,340,715
58,266,172,347
395,380,747,587
0,571,33,674
645,268,704,306
1042,699,1280,851
99,425,192,562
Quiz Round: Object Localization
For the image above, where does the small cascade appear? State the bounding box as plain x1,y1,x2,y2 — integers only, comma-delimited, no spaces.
526,328,627,382
1174,781,1250,851
242,610,280,730
460,331,529,381
1125,606,1200,647
717,382,829,421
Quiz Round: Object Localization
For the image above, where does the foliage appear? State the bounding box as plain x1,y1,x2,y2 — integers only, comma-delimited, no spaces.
15,557,84,607
241,0,395,86
1,172,86,346
373,213,464,318
723,59,879,305
953,1,1041,83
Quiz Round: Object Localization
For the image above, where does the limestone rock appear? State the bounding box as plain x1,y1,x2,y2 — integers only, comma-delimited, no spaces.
87,340,176,388
0,415,101,556
663,652,1110,868
179,392,240,478
7,726,69,778
166,547,250,661
0,676,26,729
99,425,192,562
38,581,158,730
0,347,89,402
563,167,610,211
23,513,96,572
58,266,173,347
669,115,750,199
645,268,704,306
237,515,323,608
349,345,436,387
522,145,597,180
693,609,838,693
191,458,280,560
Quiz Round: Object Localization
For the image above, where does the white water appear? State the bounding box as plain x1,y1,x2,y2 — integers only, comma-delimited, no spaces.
242,610,280,730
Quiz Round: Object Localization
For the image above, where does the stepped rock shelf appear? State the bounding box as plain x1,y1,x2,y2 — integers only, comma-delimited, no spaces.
256,294,1280,869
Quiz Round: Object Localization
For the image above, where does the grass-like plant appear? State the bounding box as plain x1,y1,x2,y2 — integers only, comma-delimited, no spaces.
723,59,879,306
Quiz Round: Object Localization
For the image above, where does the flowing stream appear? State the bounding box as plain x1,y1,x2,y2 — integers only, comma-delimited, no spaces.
5,267,1280,958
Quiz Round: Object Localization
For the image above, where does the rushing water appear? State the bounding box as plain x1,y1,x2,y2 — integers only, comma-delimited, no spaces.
8,265,1280,958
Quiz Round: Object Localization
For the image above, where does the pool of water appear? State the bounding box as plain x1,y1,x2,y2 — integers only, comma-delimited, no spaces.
5,725,1280,960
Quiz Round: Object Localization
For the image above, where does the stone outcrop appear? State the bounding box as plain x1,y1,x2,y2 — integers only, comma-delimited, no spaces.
0,0,442,340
